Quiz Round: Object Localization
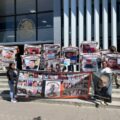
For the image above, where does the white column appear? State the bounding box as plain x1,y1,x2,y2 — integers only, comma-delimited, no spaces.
64,0,69,47
71,0,77,47
111,0,117,48
94,0,100,47
86,0,92,41
102,0,108,49
78,0,84,45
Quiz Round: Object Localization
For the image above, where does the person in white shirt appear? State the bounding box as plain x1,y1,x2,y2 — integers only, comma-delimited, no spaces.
101,61,112,74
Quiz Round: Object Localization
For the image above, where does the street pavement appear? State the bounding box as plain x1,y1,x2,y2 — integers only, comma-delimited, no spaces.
0,99,120,120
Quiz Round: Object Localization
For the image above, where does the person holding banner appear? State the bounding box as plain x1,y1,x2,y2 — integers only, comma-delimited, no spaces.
108,46,120,88
7,63,18,103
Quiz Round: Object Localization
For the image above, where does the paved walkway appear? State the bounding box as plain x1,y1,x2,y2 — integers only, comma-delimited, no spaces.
0,99,120,120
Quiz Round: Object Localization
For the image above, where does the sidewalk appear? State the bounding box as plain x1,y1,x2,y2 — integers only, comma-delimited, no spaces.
0,94,120,109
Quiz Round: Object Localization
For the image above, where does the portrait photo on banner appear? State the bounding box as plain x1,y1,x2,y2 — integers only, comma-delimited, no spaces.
80,41,98,54
81,54,101,72
62,47,79,64
45,81,61,98
21,55,40,70
1,46,17,62
24,44,41,55
44,44,61,60
93,73,112,102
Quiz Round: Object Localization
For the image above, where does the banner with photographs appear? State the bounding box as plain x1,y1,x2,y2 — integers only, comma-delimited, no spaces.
61,73,91,98
81,54,101,72
24,44,41,55
44,72,91,99
21,55,40,71
44,44,60,60
80,41,98,54
93,72,112,102
62,47,78,64
17,71,43,96
45,81,61,98
105,53,120,70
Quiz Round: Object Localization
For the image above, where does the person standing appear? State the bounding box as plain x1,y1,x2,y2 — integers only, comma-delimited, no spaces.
7,63,18,103
108,46,120,88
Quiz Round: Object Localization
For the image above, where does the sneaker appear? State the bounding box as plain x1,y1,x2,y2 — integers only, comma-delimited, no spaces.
11,99,17,103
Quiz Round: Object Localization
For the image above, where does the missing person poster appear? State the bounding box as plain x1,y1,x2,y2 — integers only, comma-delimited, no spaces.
1,46,17,62
93,73,112,102
81,55,101,72
45,81,61,98
105,53,120,70
24,44,41,55
0,46,18,70
17,71,43,96
62,47,78,64
80,41,98,54
44,44,60,60
21,55,40,70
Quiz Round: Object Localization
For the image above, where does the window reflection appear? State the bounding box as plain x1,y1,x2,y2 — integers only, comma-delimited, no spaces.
0,17,15,42
16,0,36,14
16,14,36,42
0,0,14,16
38,12,53,41
38,13,53,29
38,0,53,12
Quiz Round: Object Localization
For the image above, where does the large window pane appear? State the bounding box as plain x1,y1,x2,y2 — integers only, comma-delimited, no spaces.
0,0,14,16
16,0,36,14
38,0,53,12
38,28,53,42
38,12,53,41
16,14,36,42
0,17,15,42
38,13,53,29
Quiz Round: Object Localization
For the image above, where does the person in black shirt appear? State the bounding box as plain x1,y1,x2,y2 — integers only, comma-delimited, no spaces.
7,63,18,103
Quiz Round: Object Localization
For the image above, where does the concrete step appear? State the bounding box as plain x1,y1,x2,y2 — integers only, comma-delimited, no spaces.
112,89,120,94
112,93,120,101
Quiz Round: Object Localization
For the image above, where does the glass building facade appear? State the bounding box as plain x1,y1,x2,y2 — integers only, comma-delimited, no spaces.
0,0,53,44
0,0,120,50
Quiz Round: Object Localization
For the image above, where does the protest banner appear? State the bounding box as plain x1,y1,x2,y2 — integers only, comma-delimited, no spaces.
81,54,101,72
44,72,91,99
17,71,43,96
80,41,98,54
21,55,40,71
0,46,18,71
24,44,41,55
1,46,17,62
62,47,78,64
61,73,91,99
44,44,60,60
93,72,112,102
17,71,91,99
